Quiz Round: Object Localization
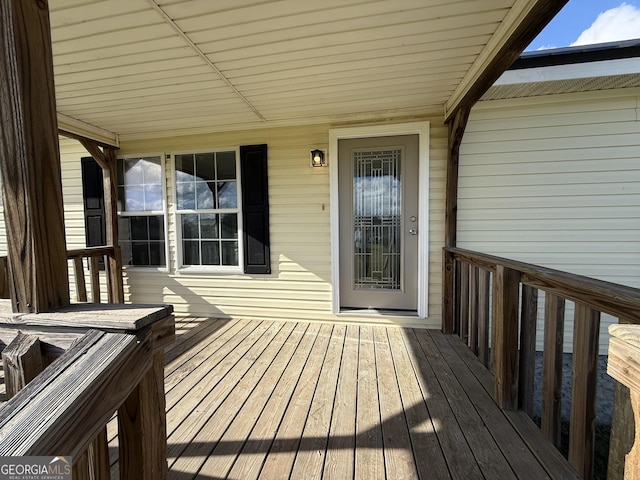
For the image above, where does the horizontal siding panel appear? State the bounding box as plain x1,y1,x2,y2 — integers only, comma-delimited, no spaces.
465,108,637,133
52,11,162,43
54,37,186,67
186,7,506,51
52,24,174,56
458,205,640,220
235,63,469,92
463,121,640,145
55,66,212,93
58,84,234,110
471,92,637,119
459,90,640,352
214,29,493,71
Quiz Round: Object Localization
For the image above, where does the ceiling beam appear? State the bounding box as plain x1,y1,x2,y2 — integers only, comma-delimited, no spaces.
444,0,568,122
58,113,119,148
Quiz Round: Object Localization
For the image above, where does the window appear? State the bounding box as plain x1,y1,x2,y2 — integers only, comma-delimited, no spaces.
117,155,166,267
175,150,241,269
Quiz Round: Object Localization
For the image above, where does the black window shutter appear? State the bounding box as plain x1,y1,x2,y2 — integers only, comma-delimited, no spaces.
240,144,271,274
81,157,106,269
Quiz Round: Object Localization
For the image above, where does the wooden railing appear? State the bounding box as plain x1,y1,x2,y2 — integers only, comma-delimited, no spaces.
0,246,124,304
443,247,640,479
67,246,124,304
0,303,174,479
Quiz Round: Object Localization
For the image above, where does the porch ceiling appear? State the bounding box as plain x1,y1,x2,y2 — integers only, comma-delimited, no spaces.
50,0,555,141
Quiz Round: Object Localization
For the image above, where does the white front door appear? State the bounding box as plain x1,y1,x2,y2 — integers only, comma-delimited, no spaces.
338,135,419,312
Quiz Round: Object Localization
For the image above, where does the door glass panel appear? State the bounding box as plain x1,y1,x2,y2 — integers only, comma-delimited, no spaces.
353,148,402,290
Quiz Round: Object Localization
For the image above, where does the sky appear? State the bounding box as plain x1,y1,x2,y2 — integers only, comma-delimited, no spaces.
526,1,640,51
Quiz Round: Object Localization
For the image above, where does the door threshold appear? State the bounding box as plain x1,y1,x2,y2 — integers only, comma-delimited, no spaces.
339,308,419,317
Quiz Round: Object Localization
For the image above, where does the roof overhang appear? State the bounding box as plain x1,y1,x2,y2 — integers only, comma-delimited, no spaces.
484,40,640,100
49,0,567,142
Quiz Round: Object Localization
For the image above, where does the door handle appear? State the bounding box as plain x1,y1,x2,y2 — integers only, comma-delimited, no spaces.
409,228,417,235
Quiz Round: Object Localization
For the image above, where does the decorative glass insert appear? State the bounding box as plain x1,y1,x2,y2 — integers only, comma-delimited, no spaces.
352,148,402,290
116,156,166,267
175,150,240,268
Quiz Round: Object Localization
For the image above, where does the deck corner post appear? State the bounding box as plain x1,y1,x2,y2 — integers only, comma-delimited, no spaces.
608,325,640,480
1,332,44,398
492,265,520,410
0,0,70,313
118,351,168,480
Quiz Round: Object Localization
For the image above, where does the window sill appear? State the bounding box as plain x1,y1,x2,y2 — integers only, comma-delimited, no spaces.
122,266,169,273
175,266,244,275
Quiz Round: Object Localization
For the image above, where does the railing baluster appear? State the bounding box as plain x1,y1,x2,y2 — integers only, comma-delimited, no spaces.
469,266,479,355
460,262,470,345
519,285,538,416
90,256,100,303
105,254,113,302
568,303,600,478
478,269,491,368
542,293,565,448
492,265,520,410
454,259,462,335
73,256,88,302
0,256,9,299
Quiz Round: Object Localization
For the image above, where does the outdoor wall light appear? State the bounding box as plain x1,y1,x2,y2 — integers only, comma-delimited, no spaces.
310,149,327,167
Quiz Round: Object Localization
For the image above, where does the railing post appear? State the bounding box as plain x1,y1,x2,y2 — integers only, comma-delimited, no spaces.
608,325,640,480
492,265,520,410
118,350,168,480
442,249,455,334
1,332,44,399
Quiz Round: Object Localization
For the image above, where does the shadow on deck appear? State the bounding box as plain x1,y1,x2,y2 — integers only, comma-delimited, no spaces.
104,317,578,479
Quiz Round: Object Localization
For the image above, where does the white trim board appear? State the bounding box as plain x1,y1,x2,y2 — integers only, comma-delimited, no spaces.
328,121,430,318
495,57,640,85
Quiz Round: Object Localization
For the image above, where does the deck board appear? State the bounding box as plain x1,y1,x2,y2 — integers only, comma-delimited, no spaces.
227,322,321,479
323,324,358,479
88,317,573,479
387,327,451,479
354,325,385,479
416,329,517,479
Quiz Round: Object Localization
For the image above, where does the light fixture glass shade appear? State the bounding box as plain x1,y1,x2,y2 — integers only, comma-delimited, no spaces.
310,149,326,167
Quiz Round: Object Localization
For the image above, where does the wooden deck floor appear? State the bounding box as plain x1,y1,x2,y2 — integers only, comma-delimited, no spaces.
102,317,564,479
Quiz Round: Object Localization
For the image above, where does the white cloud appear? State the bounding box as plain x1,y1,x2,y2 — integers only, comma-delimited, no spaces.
571,3,640,46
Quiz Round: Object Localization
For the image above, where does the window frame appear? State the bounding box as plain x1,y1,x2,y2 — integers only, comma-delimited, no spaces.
116,152,169,271
172,147,244,274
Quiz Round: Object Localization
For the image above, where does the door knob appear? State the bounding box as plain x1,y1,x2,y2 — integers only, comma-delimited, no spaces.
409,228,417,235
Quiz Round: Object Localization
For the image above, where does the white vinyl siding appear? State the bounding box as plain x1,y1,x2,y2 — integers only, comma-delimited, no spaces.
458,88,640,353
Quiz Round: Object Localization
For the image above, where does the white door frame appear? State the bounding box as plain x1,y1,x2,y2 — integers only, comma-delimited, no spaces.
329,121,430,317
